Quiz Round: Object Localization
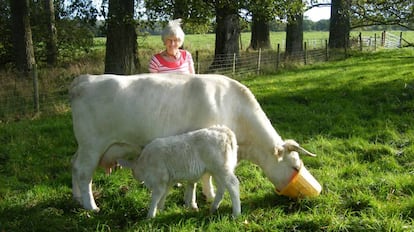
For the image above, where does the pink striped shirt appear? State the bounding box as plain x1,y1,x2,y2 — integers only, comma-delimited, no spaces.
148,50,195,74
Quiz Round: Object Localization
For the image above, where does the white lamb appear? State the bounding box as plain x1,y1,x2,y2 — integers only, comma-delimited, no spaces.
132,125,241,219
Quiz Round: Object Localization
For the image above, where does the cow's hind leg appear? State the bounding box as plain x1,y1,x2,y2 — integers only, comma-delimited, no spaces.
184,182,198,210
71,152,81,203
201,174,215,201
72,148,101,211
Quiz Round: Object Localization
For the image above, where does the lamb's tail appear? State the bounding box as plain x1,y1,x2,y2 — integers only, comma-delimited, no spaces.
212,125,238,169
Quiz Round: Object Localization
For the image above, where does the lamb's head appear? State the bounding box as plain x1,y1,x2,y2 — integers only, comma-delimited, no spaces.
267,139,316,192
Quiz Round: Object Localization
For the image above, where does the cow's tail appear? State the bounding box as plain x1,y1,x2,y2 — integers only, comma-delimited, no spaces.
69,74,90,100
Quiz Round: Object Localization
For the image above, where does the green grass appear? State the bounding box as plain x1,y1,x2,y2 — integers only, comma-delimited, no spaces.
1,48,414,231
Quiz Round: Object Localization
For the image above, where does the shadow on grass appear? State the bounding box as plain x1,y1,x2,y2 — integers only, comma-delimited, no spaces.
0,195,81,231
242,191,319,214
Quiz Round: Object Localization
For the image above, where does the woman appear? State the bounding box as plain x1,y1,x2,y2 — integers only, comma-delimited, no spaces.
149,19,195,74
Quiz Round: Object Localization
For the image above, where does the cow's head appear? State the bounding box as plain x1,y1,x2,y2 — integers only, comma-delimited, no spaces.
266,140,316,192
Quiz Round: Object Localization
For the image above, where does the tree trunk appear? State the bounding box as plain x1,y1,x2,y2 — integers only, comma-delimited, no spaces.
10,0,36,74
104,0,139,75
248,14,271,51
285,13,304,57
210,5,240,70
329,0,350,48
44,0,58,66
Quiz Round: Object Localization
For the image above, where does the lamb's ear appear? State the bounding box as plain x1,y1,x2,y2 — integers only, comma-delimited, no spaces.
283,139,316,157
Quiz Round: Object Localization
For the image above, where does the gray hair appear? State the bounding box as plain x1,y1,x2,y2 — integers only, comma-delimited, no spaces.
161,19,185,47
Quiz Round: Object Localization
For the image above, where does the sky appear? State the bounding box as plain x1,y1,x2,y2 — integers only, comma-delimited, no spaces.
304,6,331,21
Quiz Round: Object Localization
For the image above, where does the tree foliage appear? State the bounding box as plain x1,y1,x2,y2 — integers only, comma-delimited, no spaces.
351,0,414,29
144,0,213,33
0,0,98,68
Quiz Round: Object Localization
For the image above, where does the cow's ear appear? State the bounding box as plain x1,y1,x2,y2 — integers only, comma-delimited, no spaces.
283,139,300,152
297,146,317,157
283,139,316,157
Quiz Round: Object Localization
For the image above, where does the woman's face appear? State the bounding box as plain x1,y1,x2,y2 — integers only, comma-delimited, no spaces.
164,36,181,55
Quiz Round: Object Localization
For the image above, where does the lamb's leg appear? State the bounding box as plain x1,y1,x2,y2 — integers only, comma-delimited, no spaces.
157,187,169,211
184,182,198,210
225,174,241,217
148,185,167,219
210,176,225,214
72,149,100,211
201,174,215,201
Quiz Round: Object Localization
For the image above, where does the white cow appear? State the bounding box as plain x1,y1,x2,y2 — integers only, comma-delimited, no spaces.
70,73,316,211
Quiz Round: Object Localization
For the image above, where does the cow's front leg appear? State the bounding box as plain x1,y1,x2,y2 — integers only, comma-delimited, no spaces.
201,174,215,201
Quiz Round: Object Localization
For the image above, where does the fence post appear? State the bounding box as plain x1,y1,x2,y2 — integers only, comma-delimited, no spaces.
399,32,403,48
257,48,261,75
276,43,280,70
381,31,386,47
195,50,199,74
304,42,307,65
325,40,329,61
239,34,243,51
359,32,363,51
374,33,377,51
32,64,39,114
232,53,236,75
344,36,348,58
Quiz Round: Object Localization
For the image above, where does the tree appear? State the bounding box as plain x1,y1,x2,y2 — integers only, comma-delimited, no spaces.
329,0,350,48
9,0,36,74
210,1,241,69
284,0,307,56
104,0,139,74
285,12,304,56
44,0,57,66
244,0,276,51
249,16,271,50
0,0,13,66
30,0,97,64
145,0,241,68
245,0,301,51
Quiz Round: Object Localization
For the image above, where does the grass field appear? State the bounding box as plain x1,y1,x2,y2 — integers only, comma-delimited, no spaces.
1,48,414,231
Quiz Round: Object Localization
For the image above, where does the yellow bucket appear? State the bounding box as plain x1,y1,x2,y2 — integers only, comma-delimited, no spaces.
275,162,322,198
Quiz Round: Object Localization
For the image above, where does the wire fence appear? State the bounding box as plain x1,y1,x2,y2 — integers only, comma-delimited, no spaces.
350,31,405,51
0,31,410,121
195,44,330,77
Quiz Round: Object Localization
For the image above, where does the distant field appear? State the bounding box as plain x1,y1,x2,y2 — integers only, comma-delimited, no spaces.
94,30,413,72
94,30,414,52
1,48,413,231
